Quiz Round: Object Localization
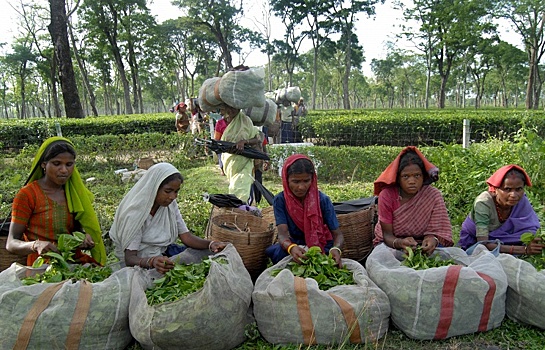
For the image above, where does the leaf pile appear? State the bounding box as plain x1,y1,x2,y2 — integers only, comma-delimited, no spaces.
520,230,545,271
401,247,457,270
22,232,112,285
145,257,227,306
270,246,354,291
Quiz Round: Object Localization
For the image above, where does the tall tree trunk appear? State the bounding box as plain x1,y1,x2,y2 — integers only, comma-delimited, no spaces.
50,53,62,117
48,0,85,118
342,28,352,110
525,47,536,109
68,23,99,116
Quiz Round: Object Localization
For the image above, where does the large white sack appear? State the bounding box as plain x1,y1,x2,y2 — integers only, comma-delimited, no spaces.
219,67,266,109
0,263,135,349
275,86,301,104
129,244,254,350
497,253,545,329
253,256,390,346
244,98,277,127
365,244,507,340
198,77,222,112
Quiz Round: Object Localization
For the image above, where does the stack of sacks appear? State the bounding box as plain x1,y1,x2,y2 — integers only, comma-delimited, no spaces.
275,86,301,104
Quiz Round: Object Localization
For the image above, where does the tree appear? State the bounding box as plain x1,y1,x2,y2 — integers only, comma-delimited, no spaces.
49,0,85,118
172,0,262,71
401,0,496,108
324,0,383,109
496,0,545,109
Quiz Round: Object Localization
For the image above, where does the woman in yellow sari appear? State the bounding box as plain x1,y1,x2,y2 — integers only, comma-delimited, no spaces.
7,137,106,265
219,104,263,203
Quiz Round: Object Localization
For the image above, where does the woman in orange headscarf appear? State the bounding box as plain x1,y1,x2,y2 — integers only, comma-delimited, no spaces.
373,146,453,255
459,164,542,255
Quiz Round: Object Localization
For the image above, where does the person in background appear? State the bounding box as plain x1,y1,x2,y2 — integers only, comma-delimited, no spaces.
265,154,344,267
219,103,264,204
7,137,107,266
279,100,295,143
373,146,452,255
214,112,230,176
109,162,227,273
190,98,205,135
459,164,542,255
173,102,190,133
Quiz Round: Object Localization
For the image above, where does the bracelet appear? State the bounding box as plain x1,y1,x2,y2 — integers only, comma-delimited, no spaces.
31,240,39,252
525,245,528,255
329,247,342,256
147,257,156,269
392,238,399,249
287,243,297,255
208,241,216,251
432,236,439,245
509,245,514,254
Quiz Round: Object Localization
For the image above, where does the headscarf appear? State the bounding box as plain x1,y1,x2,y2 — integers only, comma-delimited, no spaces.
109,163,180,260
281,154,332,251
373,146,439,196
486,164,532,192
31,137,106,265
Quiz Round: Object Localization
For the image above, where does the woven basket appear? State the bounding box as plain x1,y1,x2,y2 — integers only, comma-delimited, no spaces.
0,236,27,271
210,213,275,279
337,205,376,262
137,157,155,170
205,206,260,238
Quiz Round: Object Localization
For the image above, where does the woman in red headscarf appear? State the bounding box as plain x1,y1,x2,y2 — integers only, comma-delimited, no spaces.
459,164,542,255
373,146,453,255
265,154,344,267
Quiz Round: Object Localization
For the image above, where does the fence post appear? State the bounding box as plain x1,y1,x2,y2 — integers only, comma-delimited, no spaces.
55,122,63,137
463,119,470,148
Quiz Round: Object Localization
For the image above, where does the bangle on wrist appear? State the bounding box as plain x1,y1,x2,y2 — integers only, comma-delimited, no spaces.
393,238,399,249
208,241,216,251
31,240,38,252
524,245,528,255
287,243,297,255
509,245,514,254
329,246,342,256
147,257,155,269
432,236,439,245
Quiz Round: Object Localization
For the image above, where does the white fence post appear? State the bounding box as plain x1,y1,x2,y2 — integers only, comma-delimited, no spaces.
463,119,470,148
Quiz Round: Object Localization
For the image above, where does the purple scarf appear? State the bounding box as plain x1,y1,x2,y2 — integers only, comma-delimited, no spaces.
459,194,540,249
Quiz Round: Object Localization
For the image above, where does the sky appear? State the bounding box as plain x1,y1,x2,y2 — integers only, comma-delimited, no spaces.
0,0,524,77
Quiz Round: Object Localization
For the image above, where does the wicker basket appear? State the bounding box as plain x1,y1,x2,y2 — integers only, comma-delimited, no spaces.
137,157,155,170
337,205,376,262
205,206,261,238
0,236,27,271
209,213,275,279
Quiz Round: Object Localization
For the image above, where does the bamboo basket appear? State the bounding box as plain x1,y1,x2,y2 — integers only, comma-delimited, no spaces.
0,236,27,271
210,213,275,279
205,206,260,238
337,205,376,263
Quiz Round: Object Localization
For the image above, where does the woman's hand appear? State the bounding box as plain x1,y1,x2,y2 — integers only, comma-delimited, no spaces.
289,245,307,264
152,256,175,274
329,249,343,268
526,237,544,255
209,241,227,253
421,235,439,255
234,140,246,153
79,233,95,250
33,240,60,256
396,237,418,252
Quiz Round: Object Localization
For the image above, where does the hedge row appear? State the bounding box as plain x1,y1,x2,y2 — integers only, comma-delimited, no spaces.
2,109,545,149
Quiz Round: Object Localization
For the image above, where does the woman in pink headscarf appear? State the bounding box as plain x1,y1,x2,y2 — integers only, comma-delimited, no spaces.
265,154,344,267
459,164,542,255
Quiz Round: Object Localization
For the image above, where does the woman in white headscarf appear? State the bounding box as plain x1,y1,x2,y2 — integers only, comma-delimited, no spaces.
109,163,226,273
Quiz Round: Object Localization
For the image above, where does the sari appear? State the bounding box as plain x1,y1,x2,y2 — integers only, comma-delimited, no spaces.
109,163,182,260
220,111,260,201
11,136,106,265
459,164,539,249
373,185,453,246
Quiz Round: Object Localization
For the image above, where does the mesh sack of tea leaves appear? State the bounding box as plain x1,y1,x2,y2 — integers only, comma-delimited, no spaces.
0,263,135,349
366,243,507,340
497,253,545,330
218,67,266,110
129,244,254,350
252,249,390,345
